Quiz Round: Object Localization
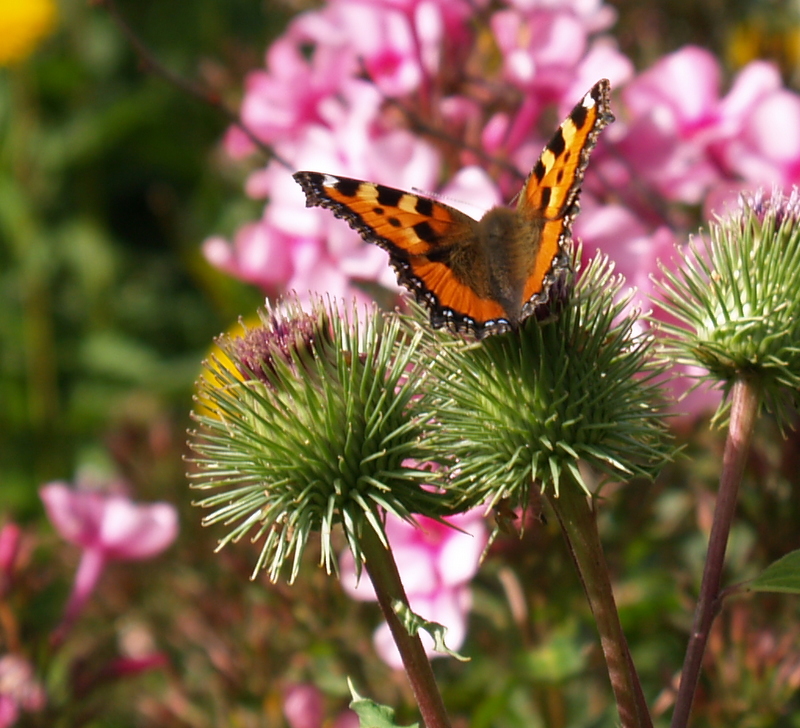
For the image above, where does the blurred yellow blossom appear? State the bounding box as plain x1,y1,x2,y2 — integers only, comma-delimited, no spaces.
193,315,257,419
0,0,57,66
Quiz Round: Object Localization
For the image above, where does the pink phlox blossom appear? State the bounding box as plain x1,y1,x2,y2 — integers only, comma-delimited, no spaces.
436,165,503,216
0,524,21,599
566,39,634,109
223,27,355,156
609,46,800,213
492,8,589,93
284,684,325,728
40,480,178,560
340,509,487,668
609,46,724,205
505,0,617,34
289,0,451,98
40,478,178,644
0,655,45,728
574,198,677,310
210,85,441,301
715,61,800,188
283,682,358,728
203,222,294,290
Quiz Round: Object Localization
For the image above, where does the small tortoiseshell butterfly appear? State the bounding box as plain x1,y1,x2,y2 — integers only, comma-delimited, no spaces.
294,79,614,338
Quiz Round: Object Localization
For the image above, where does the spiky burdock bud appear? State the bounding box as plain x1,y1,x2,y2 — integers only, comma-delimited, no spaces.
656,186,800,430
420,252,673,510
188,296,447,582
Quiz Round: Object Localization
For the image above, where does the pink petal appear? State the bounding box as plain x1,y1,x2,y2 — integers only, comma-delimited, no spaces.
40,483,178,560
284,684,324,728
40,482,104,547
98,498,178,560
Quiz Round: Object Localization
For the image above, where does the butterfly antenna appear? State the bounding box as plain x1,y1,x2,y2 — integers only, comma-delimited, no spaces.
411,187,489,215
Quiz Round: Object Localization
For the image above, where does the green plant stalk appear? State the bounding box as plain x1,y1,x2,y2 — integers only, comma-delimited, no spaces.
360,525,452,728
547,480,652,728
669,379,759,728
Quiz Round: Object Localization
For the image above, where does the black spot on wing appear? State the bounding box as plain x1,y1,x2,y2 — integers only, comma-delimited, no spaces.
415,197,434,217
413,221,438,244
377,185,404,207
533,159,546,182
571,102,589,130
548,128,566,157
539,187,552,209
335,178,360,197
387,217,401,227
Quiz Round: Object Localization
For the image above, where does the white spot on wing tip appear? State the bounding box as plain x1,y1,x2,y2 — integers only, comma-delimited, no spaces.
322,173,339,186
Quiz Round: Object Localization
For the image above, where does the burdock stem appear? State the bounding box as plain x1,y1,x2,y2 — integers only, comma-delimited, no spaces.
361,525,452,728
547,480,653,728
670,379,758,728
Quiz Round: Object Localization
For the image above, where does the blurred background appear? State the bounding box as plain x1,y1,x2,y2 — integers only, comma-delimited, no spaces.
2,0,800,726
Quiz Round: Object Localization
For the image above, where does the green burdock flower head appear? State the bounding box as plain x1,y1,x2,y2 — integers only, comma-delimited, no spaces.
655,185,800,430
188,295,447,582
421,251,673,511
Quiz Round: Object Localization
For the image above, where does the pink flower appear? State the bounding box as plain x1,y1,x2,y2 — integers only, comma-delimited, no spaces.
283,683,358,728
283,684,324,728
492,8,590,92
223,26,355,155
716,62,800,188
203,222,294,291
506,0,617,34
610,46,724,205
209,102,440,303
0,524,21,599
40,479,178,644
340,510,487,669
575,199,678,310
0,655,45,727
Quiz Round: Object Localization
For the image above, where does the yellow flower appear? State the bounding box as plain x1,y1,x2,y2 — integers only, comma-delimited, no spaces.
0,0,57,66
193,315,257,419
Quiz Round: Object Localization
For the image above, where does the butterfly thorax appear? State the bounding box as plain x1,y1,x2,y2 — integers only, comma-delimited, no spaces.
471,206,544,324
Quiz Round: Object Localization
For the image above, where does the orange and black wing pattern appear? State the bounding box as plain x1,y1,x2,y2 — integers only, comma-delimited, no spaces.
293,79,614,337
518,79,614,313
293,171,508,333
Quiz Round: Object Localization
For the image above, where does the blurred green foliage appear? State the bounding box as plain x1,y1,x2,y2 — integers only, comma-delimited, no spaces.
0,0,289,507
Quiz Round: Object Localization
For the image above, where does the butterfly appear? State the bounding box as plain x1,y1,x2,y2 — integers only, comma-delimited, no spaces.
293,79,614,338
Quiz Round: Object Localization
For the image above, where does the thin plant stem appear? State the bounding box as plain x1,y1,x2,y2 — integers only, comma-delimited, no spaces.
95,0,292,170
361,525,452,728
547,481,653,728
670,379,759,728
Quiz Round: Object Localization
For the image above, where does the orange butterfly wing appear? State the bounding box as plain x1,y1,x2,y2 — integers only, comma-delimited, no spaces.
292,172,509,331
519,79,614,309
294,80,614,337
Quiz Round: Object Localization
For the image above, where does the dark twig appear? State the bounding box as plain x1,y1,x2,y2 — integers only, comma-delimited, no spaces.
94,0,292,171
356,59,525,182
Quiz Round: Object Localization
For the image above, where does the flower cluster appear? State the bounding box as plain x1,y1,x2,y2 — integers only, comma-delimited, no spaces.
206,1,800,345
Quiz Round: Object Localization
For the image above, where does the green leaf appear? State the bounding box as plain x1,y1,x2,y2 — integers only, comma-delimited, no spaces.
348,679,419,728
392,600,470,662
749,550,800,594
